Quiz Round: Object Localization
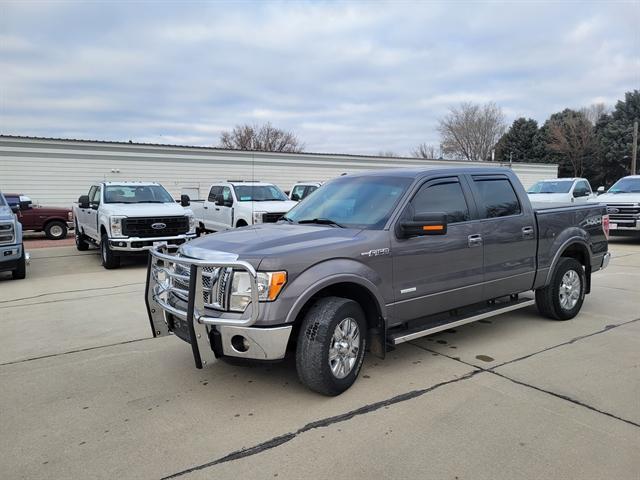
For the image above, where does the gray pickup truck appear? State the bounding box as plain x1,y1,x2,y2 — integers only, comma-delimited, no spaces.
0,191,28,280
146,167,610,395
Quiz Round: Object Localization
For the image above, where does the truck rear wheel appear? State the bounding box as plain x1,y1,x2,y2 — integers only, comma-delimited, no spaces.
12,246,26,280
45,220,67,240
535,257,585,320
295,297,366,396
75,224,89,251
100,234,121,269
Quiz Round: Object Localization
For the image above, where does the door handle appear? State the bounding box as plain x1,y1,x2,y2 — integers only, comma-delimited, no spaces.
203,206,208,210
215,208,220,211
522,226,534,239
468,234,483,248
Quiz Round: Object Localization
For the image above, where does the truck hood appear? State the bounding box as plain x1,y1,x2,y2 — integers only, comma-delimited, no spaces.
100,203,190,217
180,223,361,261
243,200,297,213
590,192,640,204
33,205,72,215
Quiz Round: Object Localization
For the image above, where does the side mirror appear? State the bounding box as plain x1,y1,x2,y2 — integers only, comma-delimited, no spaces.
10,204,20,213
180,194,190,207
291,193,300,201
215,194,233,207
597,186,605,194
398,212,447,239
573,190,586,198
78,195,90,209
20,200,32,210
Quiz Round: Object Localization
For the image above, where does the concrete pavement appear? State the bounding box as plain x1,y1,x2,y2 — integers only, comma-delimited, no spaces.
1,239,638,479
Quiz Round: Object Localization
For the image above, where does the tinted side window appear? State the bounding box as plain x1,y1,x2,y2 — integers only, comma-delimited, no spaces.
208,186,221,202
411,180,470,223
574,181,590,195
291,185,306,200
88,186,97,202
473,178,521,218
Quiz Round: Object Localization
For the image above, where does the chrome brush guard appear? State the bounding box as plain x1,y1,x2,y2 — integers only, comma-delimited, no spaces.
145,243,259,368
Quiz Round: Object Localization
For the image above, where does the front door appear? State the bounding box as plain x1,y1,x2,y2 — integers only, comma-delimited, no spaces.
390,176,484,322
210,186,234,230
86,186,101,240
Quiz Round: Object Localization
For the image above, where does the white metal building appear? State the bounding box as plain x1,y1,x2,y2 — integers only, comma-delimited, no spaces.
0,135,558,207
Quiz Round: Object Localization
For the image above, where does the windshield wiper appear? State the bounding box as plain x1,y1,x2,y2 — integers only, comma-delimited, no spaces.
280,216,294,224
297,218,344,228
135,201,165,203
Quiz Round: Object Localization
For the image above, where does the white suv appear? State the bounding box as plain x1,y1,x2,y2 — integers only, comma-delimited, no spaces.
192,181,297,232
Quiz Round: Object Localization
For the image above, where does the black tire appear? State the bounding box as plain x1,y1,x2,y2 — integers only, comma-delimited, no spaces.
100,234,120,269
295,297,367,396
75,224,89,251
535,257,586,320
12,245,26,280
44,220,68,240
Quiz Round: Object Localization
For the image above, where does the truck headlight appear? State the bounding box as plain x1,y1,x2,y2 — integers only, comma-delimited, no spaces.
110,216,126,238
229,271,287,312
187,214,195,232
252,211,266,224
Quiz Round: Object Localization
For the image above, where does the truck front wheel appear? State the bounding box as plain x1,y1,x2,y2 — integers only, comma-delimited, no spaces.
45,220,67,240
295,297,367,396
12,246,26,280
100,234,121,269
535,257,585,320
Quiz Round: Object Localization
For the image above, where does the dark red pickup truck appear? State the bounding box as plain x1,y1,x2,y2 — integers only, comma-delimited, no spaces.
4,194,74,240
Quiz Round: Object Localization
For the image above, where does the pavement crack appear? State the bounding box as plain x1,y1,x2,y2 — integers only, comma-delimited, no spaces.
491,317,640,369
489,370,640,428
0,288,141,310
160,369,482,479
0,282,144,304
0,337,150,367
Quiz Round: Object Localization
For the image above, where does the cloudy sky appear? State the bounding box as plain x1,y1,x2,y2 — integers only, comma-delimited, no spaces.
1,0,638,155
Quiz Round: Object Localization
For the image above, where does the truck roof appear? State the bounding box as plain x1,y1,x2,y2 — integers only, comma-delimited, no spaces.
100,181,161,186
213,181,276,186
344,166,518,178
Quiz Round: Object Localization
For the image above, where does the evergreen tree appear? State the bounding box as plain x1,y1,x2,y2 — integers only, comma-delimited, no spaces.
495,118,539,162
591,90,640,187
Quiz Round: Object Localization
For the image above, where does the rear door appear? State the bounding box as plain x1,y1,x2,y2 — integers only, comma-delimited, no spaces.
391,175,484,321
469,174,536,298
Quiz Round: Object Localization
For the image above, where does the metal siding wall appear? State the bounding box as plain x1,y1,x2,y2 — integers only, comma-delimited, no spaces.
0,137,558,207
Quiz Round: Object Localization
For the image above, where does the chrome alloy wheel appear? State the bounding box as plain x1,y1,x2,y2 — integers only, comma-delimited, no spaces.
329,317,360,379
559,269,581,310
50,224,64,238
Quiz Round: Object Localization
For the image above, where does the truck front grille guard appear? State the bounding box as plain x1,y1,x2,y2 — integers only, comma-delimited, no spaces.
145,243,259,368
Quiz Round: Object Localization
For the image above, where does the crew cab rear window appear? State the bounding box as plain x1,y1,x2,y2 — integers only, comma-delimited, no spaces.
473,177,521,218
411,180,470,223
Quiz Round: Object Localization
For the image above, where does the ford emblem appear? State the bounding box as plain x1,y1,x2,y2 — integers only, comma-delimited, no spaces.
151,222,167,230
607,207,619,214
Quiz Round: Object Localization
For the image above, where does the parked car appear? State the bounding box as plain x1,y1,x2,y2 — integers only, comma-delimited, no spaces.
4,193,74,240
191,180,297,232
73,182,196,269
526,178,596,203
289,181,322,201
0,191,28,279
145,167,610,395
589,175,640,237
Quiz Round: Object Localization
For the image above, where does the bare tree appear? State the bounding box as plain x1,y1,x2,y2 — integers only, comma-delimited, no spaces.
219,123,304,152
548,111,594,177
411,143,441,159
438,102,506,161
377,150,398,157
580,103,610,125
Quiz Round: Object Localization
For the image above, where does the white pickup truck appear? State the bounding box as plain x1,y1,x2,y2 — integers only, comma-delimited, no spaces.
191,180,297,232
73,182,196,269
526,178,597,203
590,175,640,238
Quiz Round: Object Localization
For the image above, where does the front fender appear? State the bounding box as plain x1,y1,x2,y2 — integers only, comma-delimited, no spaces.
279,258,388,325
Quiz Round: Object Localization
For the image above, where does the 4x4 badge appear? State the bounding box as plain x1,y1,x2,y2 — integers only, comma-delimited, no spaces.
360,248,390,257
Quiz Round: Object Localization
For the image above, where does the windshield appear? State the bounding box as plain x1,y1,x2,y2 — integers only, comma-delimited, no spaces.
527,181,573,194
104,185,175,203
284,175,412,229
234,185,288,201
608,178,640,194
